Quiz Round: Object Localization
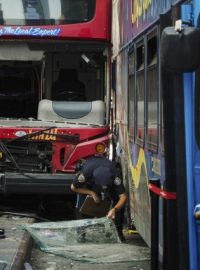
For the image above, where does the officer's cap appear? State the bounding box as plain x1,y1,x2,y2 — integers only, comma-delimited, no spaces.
93,166,113,186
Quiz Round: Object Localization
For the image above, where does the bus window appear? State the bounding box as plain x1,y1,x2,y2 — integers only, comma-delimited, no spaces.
0,0,96,25
0,65,39,118
147,35,158,151
136,43,145,144
161,85,164,153
128,49,135,141
59,0,95,23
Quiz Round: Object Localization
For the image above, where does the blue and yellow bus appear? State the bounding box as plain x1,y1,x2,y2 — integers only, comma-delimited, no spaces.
112,0,200,269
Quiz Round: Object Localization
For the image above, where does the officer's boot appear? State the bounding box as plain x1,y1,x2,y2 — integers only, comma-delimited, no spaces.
116,226,125,242
114,209,126,242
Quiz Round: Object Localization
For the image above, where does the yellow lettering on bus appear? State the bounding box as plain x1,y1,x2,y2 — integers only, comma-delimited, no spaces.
38,134,45,140
45,134,56,141
132,0,152,26
29,128,57,141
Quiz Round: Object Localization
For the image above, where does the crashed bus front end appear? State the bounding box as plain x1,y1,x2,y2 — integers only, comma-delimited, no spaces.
0,121,110,194
0,0,112,195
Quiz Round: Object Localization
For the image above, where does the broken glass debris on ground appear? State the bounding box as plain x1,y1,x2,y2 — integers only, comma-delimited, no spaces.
24,217,150,264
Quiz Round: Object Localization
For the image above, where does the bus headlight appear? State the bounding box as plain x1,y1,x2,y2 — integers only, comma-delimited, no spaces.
95,143,106,154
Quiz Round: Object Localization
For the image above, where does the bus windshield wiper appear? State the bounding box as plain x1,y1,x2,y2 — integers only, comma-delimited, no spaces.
6,127,80,144
5,127,56,144
41,133,80,143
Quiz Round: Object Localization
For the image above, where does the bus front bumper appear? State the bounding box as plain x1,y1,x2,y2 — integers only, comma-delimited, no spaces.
0,173,75,195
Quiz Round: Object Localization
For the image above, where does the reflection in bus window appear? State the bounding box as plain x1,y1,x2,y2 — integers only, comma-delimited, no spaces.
136,44,145,143
128,50,135,140
0,0,96,25
147,36,158,150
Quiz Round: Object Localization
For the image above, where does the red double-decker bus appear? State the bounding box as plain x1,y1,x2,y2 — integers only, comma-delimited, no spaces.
0,0,112,195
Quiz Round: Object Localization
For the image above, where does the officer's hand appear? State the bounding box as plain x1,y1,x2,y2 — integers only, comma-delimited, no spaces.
90,191,101,203
107,208,116,219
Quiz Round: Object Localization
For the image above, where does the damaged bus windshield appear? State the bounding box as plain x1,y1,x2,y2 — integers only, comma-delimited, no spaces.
0,0,112,196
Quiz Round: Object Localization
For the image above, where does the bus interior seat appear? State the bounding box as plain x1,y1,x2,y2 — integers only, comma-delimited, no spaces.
38,99,105,125
51,69,86,101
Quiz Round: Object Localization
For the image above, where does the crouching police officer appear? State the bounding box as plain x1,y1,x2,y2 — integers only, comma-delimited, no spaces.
71,156,127,242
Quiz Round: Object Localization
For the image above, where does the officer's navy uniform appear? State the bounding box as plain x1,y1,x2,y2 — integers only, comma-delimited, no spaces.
72,156,126,241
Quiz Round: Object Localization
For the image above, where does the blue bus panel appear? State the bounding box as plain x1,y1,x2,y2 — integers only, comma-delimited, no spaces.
113,0,200,269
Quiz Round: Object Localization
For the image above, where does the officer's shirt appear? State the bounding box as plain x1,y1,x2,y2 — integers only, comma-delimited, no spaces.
72,156,125,197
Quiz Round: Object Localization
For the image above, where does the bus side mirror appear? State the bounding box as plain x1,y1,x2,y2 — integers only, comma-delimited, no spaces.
161,26,200,72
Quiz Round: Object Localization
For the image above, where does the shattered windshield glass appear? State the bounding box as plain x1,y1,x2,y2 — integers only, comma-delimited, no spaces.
24,217,150,264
